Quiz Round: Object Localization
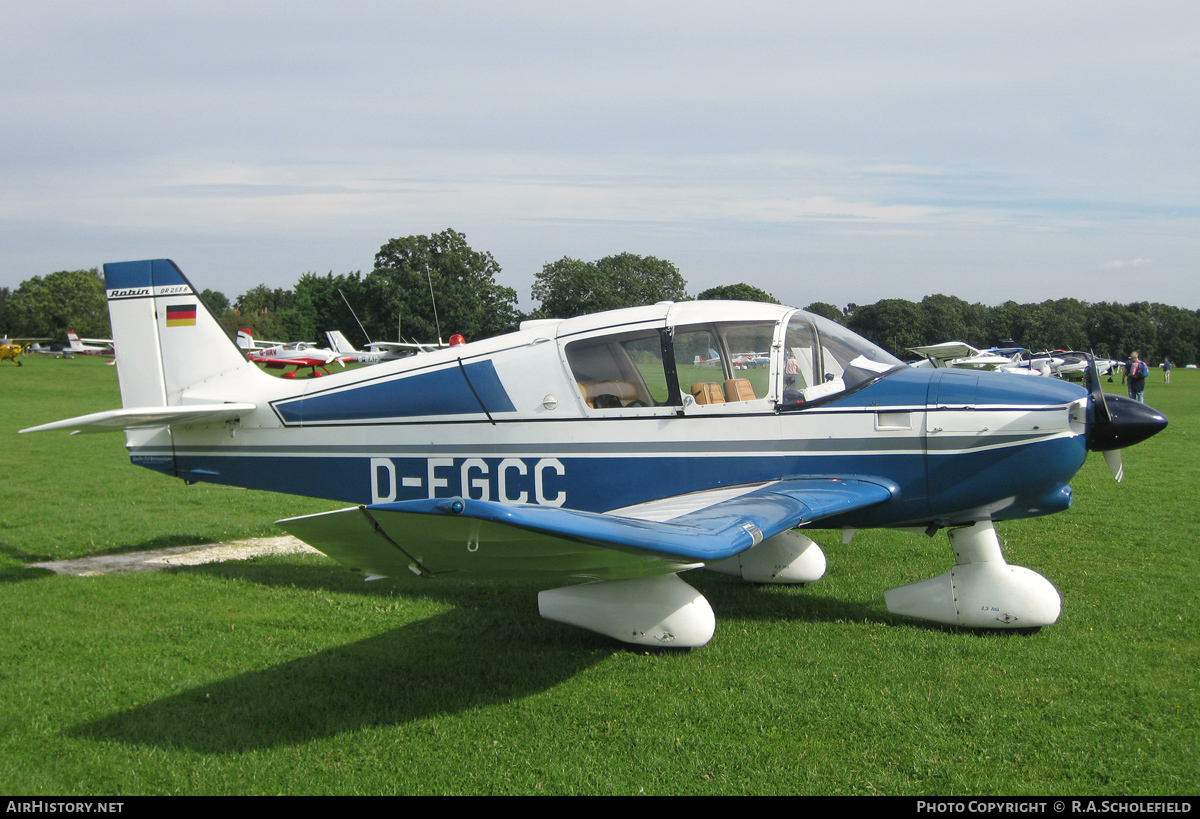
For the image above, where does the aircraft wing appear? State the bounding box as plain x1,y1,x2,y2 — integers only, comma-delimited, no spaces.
278,477,895,583
19,403,257,434
907,341,982,361
367,341,442,350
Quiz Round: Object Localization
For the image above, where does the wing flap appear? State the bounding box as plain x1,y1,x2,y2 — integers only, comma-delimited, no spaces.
278,476,895,583
278,504,698,582
19,403,257,434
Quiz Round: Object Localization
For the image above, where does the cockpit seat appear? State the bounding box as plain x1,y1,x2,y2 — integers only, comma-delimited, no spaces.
578,380,641,408
724,378,756,402
690,382,726,405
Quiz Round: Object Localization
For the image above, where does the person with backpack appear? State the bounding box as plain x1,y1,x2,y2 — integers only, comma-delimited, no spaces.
1125,351,1148,403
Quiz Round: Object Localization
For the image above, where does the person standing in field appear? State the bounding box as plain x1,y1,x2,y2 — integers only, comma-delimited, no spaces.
1163,358,1172,384
1125,351,1148,403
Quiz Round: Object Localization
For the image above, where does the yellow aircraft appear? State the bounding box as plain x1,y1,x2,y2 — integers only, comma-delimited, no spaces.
1,337,53,366
0,340,24,366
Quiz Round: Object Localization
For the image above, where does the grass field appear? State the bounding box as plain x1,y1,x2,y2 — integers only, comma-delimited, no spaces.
1,355,1196,795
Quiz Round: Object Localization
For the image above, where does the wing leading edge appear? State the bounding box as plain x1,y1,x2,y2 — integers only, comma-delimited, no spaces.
278,476,895,583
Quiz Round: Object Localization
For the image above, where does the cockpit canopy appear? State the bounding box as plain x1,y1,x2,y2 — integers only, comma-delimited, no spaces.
560,304,903,413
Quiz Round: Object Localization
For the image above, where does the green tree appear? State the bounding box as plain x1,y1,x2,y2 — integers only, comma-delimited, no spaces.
6,269,109,340
229,284,303,341
1145,302,1199,365
696,283,778,303
199,288,230,316
803,302,844,324
367,229,519,343
919,294,977,346
235,284,294,316
0,287,11,336
1087,302,1157,361
292,271,368,347
532,253,687,318
845,298,928,356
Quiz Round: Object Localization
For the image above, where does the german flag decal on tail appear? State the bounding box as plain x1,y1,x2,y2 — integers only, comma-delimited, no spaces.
165,304,197,327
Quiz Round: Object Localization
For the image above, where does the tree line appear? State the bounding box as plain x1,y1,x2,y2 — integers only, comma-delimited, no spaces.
2,228,1196,364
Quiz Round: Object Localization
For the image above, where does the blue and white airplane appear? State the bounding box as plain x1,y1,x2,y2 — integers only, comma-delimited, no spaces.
22,260,1167,648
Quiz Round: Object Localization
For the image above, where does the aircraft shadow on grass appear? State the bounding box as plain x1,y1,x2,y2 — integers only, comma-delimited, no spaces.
69,605,604,753
171,555,886,626
66,561,890,753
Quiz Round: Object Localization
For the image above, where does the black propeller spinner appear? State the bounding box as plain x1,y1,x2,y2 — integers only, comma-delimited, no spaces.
1082,351,1168,453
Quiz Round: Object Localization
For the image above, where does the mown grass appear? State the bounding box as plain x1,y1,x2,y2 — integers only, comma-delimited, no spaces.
0,355,1195,794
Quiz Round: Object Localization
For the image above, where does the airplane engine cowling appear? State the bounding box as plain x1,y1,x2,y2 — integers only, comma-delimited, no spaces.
883,521,1061,629
706,530,826,584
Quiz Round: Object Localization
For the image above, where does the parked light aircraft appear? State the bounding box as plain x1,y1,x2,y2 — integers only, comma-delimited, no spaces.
1,339,27,366
235,329,282,352
20,334,112,360
245,336,345,378
908,342,1017,371
1,337,53,366
325,329,443,365
909,342,1060,377
22,260,1168,647
66,331,114,356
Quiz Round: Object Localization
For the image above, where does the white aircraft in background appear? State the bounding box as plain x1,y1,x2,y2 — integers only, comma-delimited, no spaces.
66,331,114,356
989,348,1065,377
909,343,1064,377
236,329,345,378
25,333,115,361
23,259,1167,648
325,329,445,366
235,329,285,352
908,342,1017,371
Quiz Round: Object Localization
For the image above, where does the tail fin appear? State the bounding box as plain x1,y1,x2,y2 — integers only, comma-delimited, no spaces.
325,329,358,354
236,329,255,350
103,259,259,408
67,331,83,351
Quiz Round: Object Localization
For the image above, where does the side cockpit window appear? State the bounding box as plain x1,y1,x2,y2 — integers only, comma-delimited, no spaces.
780,313,904,408
675,322,775,406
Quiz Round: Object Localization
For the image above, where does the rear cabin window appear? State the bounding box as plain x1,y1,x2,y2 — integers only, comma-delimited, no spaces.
566,320,783,411
565,330,669,408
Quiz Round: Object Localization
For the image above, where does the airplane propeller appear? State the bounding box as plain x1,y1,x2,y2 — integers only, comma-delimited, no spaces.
1081,351,1167,482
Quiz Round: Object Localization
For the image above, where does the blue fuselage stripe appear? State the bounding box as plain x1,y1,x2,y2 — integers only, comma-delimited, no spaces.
273,360,516,423
141,433,1087,528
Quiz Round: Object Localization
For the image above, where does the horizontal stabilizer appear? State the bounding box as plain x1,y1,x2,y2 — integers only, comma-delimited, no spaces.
20,403,256,435
277,477,894,583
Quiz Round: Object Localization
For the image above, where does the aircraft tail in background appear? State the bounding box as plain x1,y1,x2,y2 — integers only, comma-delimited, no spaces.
325,329,358,355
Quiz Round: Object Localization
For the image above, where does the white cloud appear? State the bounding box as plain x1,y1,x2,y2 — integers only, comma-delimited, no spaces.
1,2,1199,310
1100,258,1154,269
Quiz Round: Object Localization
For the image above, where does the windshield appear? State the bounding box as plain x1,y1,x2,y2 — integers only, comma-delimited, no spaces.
780,312,904,407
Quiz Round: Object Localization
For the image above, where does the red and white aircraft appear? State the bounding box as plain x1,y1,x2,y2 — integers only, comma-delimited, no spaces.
239,329,344,378
66,331,114,356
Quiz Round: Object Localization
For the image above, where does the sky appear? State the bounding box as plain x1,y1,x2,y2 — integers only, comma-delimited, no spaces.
2,1,1198,312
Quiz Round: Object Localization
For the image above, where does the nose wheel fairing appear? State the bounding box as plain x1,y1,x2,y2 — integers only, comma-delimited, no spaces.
884,521,1061,629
